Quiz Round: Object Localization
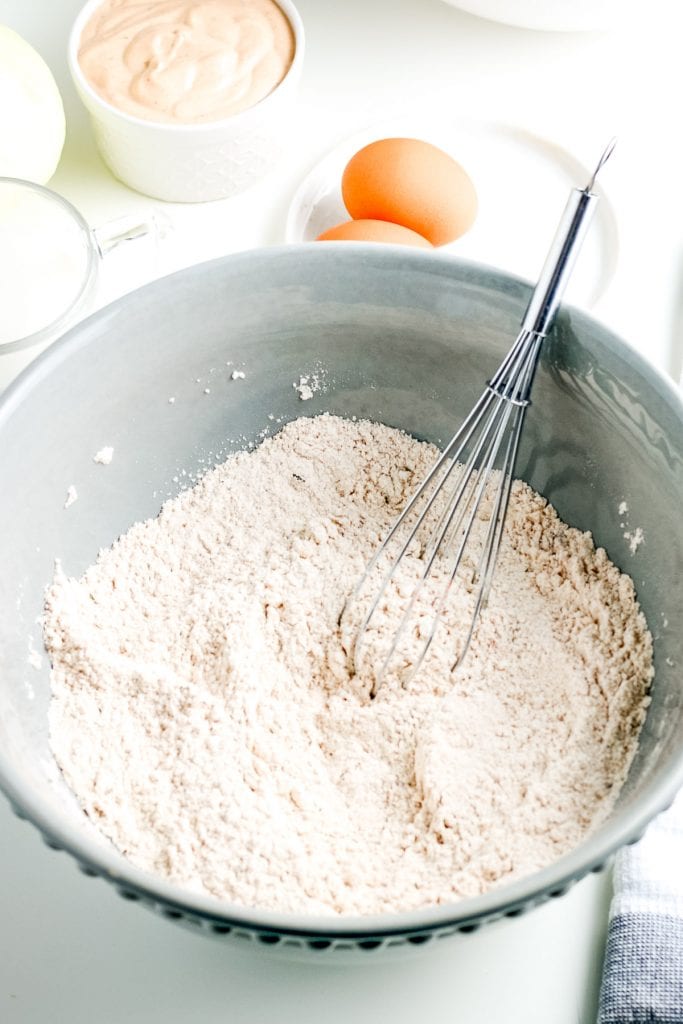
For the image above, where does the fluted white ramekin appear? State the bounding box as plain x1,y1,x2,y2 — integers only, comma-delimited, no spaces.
68,0,305,203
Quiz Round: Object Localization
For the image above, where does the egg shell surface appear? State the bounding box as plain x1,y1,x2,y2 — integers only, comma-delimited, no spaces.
316,219,432,248
342,137,478,247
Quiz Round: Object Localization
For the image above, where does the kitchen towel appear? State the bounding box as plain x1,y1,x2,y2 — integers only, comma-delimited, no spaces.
598,788,683,1023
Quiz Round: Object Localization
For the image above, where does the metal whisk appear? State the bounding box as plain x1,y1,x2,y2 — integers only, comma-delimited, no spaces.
343,139,616,697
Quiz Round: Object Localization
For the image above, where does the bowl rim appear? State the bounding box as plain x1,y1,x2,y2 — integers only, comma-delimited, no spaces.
1,243,682,939
67,0,305,134
0,176,100,355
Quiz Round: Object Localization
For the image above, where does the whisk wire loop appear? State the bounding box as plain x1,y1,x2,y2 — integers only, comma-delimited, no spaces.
344,140,615,696
374,392,515,687
369,329,544,693
348,387,493,666
395,389,521,688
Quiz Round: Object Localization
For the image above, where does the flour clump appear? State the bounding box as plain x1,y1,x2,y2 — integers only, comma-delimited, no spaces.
45,415,653,915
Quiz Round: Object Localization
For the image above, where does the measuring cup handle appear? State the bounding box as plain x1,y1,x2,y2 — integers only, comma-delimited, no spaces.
92,210,172,258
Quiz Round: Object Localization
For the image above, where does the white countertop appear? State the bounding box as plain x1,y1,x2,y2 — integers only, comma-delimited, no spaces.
1,1,681,1021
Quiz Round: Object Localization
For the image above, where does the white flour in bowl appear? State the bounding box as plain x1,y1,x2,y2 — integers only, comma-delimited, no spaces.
44,415,653,915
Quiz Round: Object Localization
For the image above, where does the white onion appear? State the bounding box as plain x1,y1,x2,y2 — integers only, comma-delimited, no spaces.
0,25,65,184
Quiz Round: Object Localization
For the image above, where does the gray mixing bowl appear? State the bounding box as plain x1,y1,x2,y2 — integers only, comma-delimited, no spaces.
0,245,681,955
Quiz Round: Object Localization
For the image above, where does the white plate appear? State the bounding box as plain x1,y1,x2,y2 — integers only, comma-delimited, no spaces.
286,118,619,310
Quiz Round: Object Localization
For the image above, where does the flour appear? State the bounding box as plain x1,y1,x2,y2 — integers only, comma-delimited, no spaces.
618,500,645,554
93,446,114,465
44,415,653,915
625,526,645,554
294,375,314,400
63,485,78,510
294,369,328,402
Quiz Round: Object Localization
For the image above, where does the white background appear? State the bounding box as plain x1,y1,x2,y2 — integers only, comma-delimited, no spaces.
1,1,681,1021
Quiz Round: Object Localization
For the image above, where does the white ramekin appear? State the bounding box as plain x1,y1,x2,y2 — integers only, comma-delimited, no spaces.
68,0,305,203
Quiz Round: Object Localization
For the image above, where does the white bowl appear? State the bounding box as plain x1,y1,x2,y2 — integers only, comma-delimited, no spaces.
438,0,623,32
68,0,305,203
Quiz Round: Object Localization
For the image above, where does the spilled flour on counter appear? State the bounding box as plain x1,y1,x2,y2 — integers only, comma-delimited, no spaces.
44,415,653,915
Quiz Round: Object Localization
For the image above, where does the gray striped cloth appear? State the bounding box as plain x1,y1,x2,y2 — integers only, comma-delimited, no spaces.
599,789,683,1023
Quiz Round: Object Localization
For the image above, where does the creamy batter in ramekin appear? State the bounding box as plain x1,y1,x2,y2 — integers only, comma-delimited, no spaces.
78,0,295,124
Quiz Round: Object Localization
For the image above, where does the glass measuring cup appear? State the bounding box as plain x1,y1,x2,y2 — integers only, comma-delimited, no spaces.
0,177,163,390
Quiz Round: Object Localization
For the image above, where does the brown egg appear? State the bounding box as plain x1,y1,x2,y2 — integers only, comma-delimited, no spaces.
341,138,478,247
316,219,432,248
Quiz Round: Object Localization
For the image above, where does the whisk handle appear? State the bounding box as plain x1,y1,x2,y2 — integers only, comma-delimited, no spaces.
521,186,600,337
